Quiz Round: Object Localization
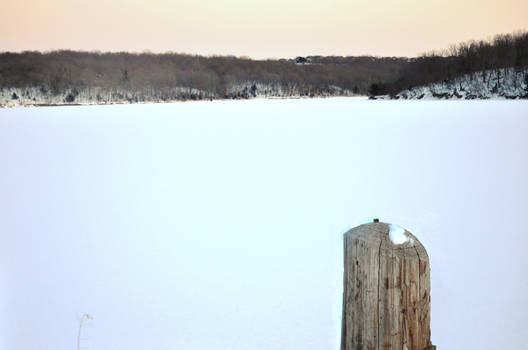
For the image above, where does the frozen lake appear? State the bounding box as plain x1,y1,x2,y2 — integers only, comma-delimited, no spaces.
1,98,527,350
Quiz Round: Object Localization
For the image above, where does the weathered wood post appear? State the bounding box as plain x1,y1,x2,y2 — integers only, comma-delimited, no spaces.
341,220,435,350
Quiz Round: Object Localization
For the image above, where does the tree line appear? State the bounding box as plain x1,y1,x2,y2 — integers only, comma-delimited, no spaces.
371,30,528,96
0,51,409,100
1,30,526,102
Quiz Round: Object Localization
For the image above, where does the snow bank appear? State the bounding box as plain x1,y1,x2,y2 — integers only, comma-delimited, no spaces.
0,82,357,108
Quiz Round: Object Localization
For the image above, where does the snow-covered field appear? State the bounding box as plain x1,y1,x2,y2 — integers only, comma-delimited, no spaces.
1,98,527,350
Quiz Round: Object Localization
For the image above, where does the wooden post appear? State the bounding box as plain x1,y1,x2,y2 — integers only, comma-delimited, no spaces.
341,220,435,350
77,314,93,350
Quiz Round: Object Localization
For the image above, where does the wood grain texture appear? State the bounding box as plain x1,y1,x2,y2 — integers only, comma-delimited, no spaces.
341,222,433,350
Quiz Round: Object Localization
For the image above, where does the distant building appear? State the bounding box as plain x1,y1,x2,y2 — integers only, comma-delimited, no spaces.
295,56,310,64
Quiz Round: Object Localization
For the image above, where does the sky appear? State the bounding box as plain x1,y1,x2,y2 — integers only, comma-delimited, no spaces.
1,0,527,58
1,98,527,350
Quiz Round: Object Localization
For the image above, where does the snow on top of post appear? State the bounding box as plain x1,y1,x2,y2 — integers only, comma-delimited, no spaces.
389,224,414,245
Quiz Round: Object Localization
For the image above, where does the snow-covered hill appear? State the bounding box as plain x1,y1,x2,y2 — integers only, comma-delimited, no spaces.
393,67,528,100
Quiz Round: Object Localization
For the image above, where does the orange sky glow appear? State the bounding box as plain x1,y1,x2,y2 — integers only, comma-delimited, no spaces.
1,0,527,59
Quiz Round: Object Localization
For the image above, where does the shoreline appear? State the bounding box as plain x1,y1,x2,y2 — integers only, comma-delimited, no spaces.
3,93,528,109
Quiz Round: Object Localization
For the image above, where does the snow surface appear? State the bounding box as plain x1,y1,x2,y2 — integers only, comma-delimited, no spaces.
1,98,527,350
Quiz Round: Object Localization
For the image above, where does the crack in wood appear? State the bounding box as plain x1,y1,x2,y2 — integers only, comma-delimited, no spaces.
377,237,383,350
